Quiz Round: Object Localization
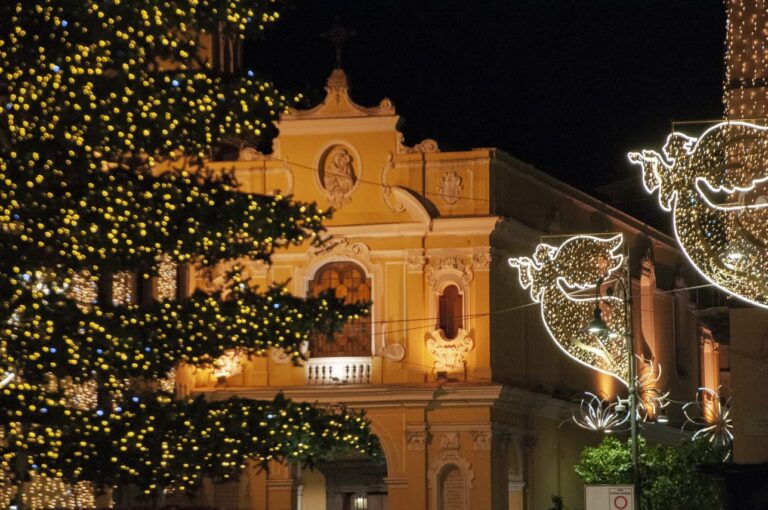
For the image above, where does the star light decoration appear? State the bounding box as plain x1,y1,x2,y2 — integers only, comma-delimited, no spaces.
0,0,375,503
628,122,768,309
509,234,630,384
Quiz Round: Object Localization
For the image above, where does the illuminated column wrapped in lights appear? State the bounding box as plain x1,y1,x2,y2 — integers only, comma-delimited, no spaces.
629,122,768,309
724,0,768,120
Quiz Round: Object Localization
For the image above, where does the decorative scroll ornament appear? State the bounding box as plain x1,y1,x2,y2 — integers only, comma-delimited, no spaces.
396,131,440,154
683,387,733,448
509,234,630,384
629,122,768,308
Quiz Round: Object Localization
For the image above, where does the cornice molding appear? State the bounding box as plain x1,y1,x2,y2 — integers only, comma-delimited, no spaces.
197,383,504,409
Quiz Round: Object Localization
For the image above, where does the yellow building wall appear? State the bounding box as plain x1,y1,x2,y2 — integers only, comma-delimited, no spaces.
183,68,703,510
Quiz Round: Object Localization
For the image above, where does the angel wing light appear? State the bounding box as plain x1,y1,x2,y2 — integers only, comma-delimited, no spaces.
509,234,630,384
629,121,768,308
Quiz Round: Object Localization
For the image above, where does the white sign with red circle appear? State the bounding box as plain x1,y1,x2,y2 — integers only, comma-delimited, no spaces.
585,485,634,510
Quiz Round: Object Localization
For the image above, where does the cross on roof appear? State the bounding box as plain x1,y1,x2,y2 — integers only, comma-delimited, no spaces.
322,15,355,69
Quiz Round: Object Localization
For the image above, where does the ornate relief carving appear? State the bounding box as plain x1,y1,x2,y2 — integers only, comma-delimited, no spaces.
426,256,474,287
438,170,464,205
309,238,371,262
318,145,358,207
396,131,441,154
471,430,491,451
426,329,474,372
406,429,429,451
440,432,460,450
238,147,267,161
406,250,427,273
472,249,491,270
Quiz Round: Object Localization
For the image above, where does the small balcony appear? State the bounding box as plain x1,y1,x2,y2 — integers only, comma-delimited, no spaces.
306,356,372,385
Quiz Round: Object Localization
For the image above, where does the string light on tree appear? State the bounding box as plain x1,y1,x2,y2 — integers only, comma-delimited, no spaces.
0,0,375,505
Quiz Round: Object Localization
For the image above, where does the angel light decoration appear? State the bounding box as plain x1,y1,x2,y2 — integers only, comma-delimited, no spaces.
629,121,768,308
509,234,630,384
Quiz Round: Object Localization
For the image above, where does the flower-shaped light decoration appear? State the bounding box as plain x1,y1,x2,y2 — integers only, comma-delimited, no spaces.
571,392,630,433
629,122,768,309
636,356,670,421
683,387,733,448
509,234,630,384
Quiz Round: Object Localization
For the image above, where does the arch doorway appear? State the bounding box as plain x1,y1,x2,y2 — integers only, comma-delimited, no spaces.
297,443,387,510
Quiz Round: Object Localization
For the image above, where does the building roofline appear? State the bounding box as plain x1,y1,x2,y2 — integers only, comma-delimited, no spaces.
489,149,678,249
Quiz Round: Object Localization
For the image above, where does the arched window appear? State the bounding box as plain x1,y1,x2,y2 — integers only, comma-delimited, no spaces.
309,262,372,357
438,284,463,339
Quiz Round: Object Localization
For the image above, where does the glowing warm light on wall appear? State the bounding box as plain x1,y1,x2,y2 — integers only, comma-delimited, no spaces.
509,234,630,384
629,121,768,309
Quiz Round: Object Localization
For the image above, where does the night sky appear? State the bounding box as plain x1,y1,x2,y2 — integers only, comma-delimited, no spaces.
246,0,726,221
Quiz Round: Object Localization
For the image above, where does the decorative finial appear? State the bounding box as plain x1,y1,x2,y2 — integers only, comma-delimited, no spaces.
321,15,355,69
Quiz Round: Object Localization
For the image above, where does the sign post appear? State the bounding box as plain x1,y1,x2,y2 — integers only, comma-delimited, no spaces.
585,485,635,510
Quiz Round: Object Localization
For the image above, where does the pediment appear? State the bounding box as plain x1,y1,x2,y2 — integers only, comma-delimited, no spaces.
282,69,396,120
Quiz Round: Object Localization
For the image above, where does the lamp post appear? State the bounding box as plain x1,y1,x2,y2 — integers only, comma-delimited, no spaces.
587,274,641,506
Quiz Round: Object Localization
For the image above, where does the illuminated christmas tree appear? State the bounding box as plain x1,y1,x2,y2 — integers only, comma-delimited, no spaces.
0,0,372,505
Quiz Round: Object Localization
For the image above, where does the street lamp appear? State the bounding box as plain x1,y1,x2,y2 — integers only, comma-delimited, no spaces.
586,277,641,505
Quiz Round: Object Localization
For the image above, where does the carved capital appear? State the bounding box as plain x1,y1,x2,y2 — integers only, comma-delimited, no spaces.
472,248,491,270
471,430,491,451
406,249,427,272
440,431,460,450
406,429,429,451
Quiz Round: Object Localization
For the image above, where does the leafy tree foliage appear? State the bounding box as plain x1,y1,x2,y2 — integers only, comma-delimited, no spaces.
0,0,372,503
575,436,724,510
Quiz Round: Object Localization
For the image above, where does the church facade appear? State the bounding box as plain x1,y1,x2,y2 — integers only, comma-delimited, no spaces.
177,68,718,510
